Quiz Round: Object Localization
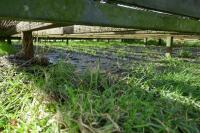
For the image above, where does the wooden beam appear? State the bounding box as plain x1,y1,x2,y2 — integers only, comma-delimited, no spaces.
36,27,200,36
28,33,200,40
0,22,69,36
1,22,61,36
108,0,200,19
35,26,135,35
16,22,70,32
12,33,200,40
33,27,66,35
16,22,54,32
63,25,134,34
1,0,200,33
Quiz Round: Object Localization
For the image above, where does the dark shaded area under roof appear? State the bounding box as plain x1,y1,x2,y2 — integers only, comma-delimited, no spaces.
0,20,19,37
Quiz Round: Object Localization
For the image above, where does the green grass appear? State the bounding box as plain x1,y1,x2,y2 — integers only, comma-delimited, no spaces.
174,39,200,47
0,59,200,132
0,42,17,56
147,39,166,46
0,40,200,132
178,49,194,58
36,41,155,59
37,40,144,48
182,40,200,47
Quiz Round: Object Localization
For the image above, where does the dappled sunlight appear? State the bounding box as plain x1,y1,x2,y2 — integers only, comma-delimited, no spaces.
160,89,200,109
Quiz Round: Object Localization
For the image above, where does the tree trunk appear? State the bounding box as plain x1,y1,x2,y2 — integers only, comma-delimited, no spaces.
144,38,148,46
21,31,34,59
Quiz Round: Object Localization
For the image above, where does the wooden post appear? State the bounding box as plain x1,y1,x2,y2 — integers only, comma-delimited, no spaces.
21,31,34,59
166,36,173,58
144,38,148,46
66,39,69,45
158,38,162,45
7,37,11,44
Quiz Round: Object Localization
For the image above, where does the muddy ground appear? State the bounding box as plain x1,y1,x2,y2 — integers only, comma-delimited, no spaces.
0,44,200,75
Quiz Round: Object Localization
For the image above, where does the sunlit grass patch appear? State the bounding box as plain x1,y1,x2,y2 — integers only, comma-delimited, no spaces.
0,59,200,132
0,42,17,56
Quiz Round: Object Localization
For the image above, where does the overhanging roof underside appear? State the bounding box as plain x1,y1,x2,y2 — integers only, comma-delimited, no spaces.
0,20,19,37
0,0,200,34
